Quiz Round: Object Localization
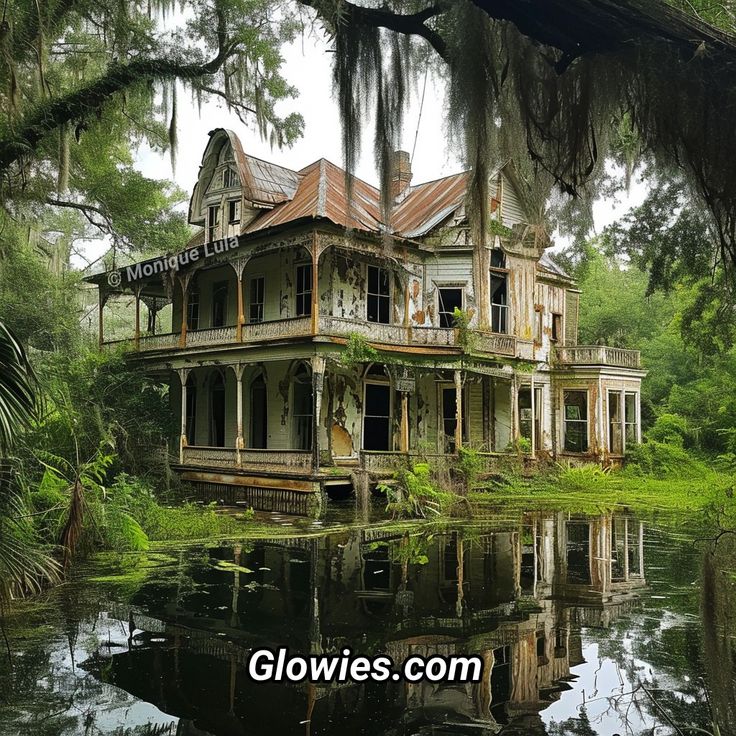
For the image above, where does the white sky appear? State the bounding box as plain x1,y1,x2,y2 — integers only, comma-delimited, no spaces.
76,31,645,267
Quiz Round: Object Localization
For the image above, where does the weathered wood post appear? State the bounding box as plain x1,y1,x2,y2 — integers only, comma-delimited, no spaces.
454,369,463,452
232,363,245,466
311,356,325,473
178,272,192,348
177,368,190,464
230,257,247,343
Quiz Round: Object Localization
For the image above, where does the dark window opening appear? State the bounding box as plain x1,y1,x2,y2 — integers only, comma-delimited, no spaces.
563,390,588,453
209,372,226,447
567,522,591,584
293,365,313,451
249,374,267,449
551,313,562,342
519,387,542,452
249,276,264,323
296,264,312,317
438,287,463,328
223,167,240,188
228,199,241,224
490,249,506,269
207,205,220,242
185,376,197,444
441,385,466,453
363,382,391,450
187,290,200,331
491,645,512,723
211,281,228,327
367,265,390,324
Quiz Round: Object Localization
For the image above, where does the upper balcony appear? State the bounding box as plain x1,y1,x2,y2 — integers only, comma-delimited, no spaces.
553,345,641,369
101,315,519,358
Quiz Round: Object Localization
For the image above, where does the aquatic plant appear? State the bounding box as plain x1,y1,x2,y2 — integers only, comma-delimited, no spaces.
378,462,456,519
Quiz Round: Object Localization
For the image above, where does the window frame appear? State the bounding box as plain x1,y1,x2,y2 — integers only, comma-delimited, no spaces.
207,204,220,243
248,275,265,324
366,264,391,324
295,263,313,317
210,280,229,328
362,378,393,451
436,285,465,329
187,289,200,331
562,389,589,454
228,199,241,225
490,255,510,334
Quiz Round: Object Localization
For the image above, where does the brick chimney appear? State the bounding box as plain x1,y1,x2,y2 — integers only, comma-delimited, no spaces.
390,150,412,199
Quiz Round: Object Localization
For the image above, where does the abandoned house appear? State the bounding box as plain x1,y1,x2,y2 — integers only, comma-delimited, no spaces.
86,128,644,512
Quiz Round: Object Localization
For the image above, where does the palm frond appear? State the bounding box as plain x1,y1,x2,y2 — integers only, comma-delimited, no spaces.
0,322,37,456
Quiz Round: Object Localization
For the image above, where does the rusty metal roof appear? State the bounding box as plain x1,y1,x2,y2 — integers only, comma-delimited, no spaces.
391,171,469,238
244,158,383,234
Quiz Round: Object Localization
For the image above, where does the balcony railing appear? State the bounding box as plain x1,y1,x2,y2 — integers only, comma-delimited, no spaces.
554,345,641,369
102,315,517,357
182,446,312,472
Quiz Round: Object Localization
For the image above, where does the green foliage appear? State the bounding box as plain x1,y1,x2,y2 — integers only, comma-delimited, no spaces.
452,307,476,352
0,322,37,456
455,446,483,490
341,332,379,367
378,463,457,519
557,462,611,491
647,413,690,447
625,441,705,479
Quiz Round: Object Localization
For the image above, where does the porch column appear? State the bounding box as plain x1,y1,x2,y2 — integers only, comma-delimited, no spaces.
454,369,463,452
311,236,320,335
178,273,192,348
177,368,190,464
134,287,141,351
232,363,245,466
311,356,325,472
400,393,410,453
512,376,519,444
230,257,247,343
530,373,536,458
98,289,108,348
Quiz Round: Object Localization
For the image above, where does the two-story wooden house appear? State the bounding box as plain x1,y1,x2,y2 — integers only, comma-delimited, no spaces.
86,128,644,512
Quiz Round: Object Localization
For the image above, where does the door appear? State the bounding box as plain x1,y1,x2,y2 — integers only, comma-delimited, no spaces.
363,382,391,451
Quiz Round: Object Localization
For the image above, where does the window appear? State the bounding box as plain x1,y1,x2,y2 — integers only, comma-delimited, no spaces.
519,387,542,452
292,365,313,451
187,289,200,331
551,313,562,342
363,382,391,450
223,167,240,188
296,264,312,317
608,391,639,453
437,287,463,328
625,393,638,446
490,250,508,334
441,385,467,453
228,199,241,224
563,390,588,453
211,281,228,327
207,205,220,242
248,276,264,323
367,265,390,324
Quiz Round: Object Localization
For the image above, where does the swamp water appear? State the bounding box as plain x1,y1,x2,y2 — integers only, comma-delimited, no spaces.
1,508,734,736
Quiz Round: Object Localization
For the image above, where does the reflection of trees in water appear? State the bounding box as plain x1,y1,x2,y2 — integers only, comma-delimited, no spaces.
702,534,736,734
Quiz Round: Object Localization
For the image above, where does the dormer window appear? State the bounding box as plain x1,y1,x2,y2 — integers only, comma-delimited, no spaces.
223,167,240,188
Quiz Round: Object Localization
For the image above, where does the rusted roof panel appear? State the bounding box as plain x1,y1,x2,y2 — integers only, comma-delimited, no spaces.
391,172,469,238
243,155,300,205
244,159,382,234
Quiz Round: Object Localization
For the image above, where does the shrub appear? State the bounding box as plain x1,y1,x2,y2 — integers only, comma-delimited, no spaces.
625,440,703,478
455,447,484,491
557,462,611,491
378,463,456,519
646,413,690,447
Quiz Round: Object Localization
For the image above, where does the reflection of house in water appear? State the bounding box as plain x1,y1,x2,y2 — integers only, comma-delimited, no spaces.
90,513,646,735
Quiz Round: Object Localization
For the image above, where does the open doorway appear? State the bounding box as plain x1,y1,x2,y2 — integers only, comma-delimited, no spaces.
209,371,226,447
249,373,267,449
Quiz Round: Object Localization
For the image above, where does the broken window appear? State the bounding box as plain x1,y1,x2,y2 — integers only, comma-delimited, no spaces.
625,393,638,445
249,373,267,449
209,371,226,447
207,205,220,242
292,365,313,451
223,167,240,188
363,382,391,451
249,276,264,323
211,281,228,327
295,264,312,317
519,387,542,452
187,289,200,331
609,391,639,453
490,250,508,334
437,287,463,328
228,199,241,224
441,385,466,453
367,265,390,324
563,390,588,453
